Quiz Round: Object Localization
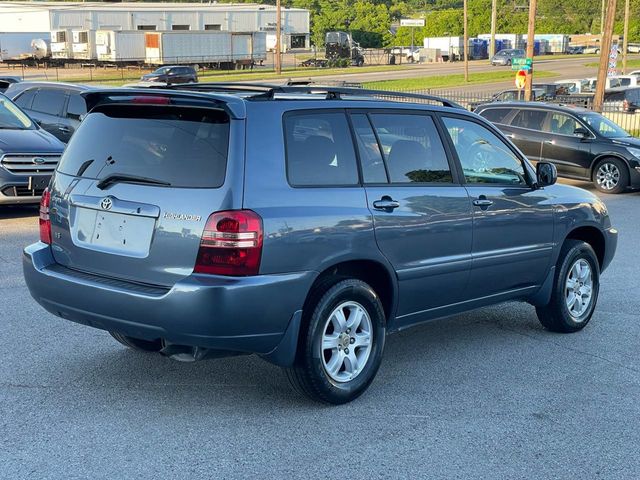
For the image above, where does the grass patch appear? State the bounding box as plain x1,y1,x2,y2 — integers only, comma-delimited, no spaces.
363,70,558,91
584,58,640,68
67,64,416,86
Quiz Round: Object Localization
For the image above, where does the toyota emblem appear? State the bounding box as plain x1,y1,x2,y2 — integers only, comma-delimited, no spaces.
100,197,113,210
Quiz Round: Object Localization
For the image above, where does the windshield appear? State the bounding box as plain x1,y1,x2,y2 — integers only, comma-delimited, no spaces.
580,114,631,138
57,105,230,188
0,95,34,129
152,67,170,75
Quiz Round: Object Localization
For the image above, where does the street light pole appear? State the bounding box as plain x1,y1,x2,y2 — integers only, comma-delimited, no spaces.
594,0,618,112
489,0,497,58
463,0,469,82
275,0,282,75
623,0,630,74
524,0,537,101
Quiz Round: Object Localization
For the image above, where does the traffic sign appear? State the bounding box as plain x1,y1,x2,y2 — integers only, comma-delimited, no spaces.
515,69,527,89
511,57,533,71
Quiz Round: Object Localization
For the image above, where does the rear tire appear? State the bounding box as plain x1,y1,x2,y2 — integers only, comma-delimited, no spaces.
536,240,600,333
285,279,386,404
593,157,629,194
109,331,163,352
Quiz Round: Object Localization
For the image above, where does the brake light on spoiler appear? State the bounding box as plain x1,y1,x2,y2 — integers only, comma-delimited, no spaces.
194,210,263,276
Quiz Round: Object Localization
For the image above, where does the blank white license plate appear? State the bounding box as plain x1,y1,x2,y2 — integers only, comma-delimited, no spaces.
73,208,155,258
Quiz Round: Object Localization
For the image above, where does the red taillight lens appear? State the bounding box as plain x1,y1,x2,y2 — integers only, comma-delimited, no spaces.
194,210,263,276
39,188,51,244
623,99,630,111
132,95,171,104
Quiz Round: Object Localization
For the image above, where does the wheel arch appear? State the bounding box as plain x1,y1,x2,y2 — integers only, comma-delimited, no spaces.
564,225,606,269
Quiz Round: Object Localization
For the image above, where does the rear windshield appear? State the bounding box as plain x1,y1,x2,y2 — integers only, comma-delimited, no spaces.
57,105,229,188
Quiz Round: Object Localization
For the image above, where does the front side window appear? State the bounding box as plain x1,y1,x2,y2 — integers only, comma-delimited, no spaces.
368,113,452,183
580,113,630,138
510,109,548,131
443,117,527,185
545,113,581,136
285,112,359,186
0,95,34,129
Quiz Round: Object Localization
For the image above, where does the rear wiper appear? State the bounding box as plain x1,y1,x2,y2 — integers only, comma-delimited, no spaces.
97,173,171,190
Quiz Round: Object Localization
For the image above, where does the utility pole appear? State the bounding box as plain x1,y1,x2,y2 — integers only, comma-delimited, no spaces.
463,0,469,82
623,0,630,74
524,0,537,101
600,0,606,36
275,0,282,75
594,0,618,112
489,0,498,58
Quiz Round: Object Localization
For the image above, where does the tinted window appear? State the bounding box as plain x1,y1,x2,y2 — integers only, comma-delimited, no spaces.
57,105,229,188
350,114,387,183
66,93,86,118
14,89,36,109
0,96,34,129
31,89,65,116
510,109,547,131
580,113,631,138
369,114,451,184
285,112,358,186
545,113,581,136
479,108,513,124
443,117,527,185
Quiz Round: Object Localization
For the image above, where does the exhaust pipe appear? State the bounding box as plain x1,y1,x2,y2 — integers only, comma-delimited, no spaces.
160,343,246,362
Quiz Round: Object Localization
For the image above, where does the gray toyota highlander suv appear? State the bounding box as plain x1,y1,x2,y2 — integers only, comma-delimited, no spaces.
23,85,617,404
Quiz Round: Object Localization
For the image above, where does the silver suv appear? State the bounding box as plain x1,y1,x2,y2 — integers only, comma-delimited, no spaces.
23,85,617,404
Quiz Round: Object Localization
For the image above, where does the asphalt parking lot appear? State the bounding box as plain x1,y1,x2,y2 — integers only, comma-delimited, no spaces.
1,181,639,479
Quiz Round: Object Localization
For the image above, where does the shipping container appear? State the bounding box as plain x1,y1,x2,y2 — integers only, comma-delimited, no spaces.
50,29,73,59
0,32,49,61
96,30,146,63
144,31,266,66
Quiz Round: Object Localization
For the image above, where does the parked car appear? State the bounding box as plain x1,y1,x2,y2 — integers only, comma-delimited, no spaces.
0,94,65,205
140,66,198,85
583,45,622,55
23,86,617,404
581,76,639,93
566,46,585,54
490,48,525,66
475,101,640,193
554,79,591,94
0,76,21,93
5,82,90,143
469,87,548,110
604,87,640,113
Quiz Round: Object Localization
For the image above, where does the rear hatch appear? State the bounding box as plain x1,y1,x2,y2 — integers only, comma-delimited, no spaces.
49,94,242,287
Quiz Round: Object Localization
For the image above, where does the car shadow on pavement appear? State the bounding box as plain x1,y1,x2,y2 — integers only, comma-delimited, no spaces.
51,303,558,408
0,205,39,220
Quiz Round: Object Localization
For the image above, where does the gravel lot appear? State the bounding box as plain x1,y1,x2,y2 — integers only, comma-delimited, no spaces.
1,181,638,479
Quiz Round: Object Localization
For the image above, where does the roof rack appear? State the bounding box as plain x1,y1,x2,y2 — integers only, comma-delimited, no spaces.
153,82,464,109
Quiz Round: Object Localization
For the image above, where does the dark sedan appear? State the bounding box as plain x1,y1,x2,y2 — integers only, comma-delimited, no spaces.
475,102,640,193
140,66,198,85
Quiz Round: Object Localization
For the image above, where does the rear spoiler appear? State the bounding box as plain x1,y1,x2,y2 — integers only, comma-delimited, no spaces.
81,89,247,119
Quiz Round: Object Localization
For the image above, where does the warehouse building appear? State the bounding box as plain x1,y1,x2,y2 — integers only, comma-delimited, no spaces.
0,1,310,49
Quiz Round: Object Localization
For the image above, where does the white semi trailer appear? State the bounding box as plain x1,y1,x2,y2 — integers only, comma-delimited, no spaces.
0,32,49,62
144,31,266,67
96,30,146,64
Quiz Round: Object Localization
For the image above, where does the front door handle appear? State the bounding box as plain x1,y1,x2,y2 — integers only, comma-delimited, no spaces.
504,133,515,139
58,125,71,133
472,197,494,208
544,140,555,145
373,196,400,211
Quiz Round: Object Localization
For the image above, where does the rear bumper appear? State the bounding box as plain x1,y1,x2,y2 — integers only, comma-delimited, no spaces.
23,242,315,358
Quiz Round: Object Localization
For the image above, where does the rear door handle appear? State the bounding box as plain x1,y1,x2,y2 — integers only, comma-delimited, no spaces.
58,125,71,133
504,133,515,139
544,140,555,145
472,198,494,207
373,197,400,211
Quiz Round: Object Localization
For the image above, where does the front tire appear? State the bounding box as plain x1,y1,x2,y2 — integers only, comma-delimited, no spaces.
536,240,600,333
109,331,163,352
593,157,629,194
285,279,386,404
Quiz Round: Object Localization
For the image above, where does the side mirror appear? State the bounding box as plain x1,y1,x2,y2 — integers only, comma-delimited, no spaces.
536,161,557,187
574,127,590,138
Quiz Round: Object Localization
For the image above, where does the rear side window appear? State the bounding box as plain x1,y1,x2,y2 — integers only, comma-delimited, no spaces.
285,112,358,186
31,89,66,116
368,113,452,183
66,93,86,118
510,109,547,131
57,105,229,188
478,108,512,124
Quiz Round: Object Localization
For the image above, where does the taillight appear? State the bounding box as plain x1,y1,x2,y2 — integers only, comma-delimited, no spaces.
194,210,263,276
39,188,51,244
623,99,630,111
